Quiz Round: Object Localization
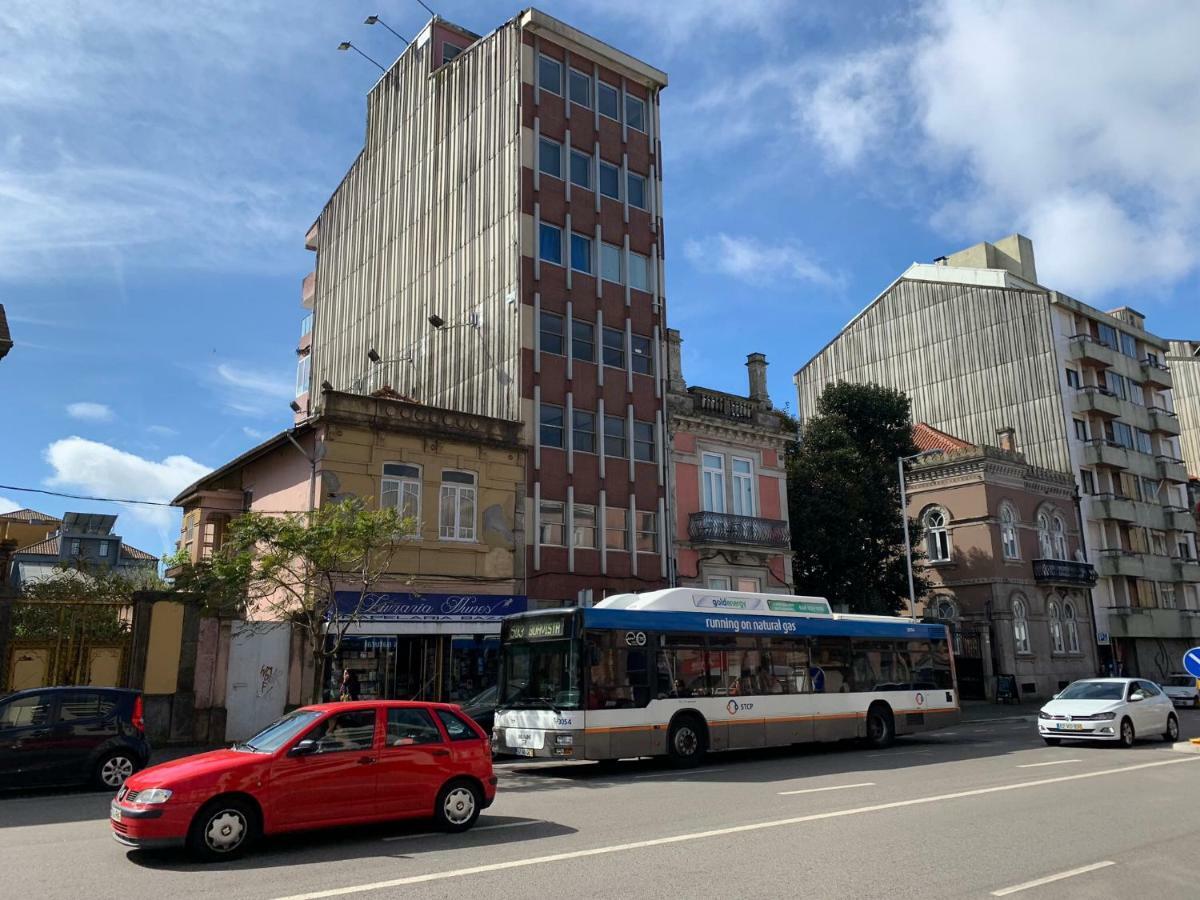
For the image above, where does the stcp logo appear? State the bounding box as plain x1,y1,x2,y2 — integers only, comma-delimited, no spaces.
727,699,740,715
624,631,647,647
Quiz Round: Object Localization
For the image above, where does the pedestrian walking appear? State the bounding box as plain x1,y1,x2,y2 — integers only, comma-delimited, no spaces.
339,668,361,701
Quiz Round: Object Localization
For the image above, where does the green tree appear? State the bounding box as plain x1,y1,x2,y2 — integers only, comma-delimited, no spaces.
171,498,415,702
786,382,930,615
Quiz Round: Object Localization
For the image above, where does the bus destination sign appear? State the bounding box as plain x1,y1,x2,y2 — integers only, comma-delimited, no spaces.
507,618,567,641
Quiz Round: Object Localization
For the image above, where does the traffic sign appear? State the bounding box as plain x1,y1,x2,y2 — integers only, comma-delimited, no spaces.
1183,647,1200,679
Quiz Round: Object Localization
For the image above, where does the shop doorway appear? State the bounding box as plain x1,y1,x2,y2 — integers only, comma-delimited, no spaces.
326,633,500,702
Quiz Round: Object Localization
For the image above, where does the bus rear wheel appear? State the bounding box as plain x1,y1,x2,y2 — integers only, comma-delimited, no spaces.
865,703,895,749
668,715,707,768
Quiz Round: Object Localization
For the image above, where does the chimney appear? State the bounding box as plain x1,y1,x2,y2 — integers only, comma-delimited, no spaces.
746,352,770,406
666,328,686,394
996,426,1017,453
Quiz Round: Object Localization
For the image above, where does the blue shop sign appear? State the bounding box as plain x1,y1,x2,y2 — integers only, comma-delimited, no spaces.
332,591,527,622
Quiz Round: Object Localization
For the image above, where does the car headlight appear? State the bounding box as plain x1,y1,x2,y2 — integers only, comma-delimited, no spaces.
1086,712,1116,721
1038,711,1051,720
137,788,173,804
554,734,574,745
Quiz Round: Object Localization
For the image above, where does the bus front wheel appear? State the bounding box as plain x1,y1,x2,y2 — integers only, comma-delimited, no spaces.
668,715,707,768
865,703,895,749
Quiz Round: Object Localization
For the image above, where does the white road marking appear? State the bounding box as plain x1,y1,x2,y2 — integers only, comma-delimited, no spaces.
633,767,721,780
1016,759,1082,768
269,755,1198,900
778,782,875,796
382,821,545,842
990,861,1115,896
866,749,930,757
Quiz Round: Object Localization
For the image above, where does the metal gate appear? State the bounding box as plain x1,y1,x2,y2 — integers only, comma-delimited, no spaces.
4,601,131,691
954,631,986,701
224,621,291,742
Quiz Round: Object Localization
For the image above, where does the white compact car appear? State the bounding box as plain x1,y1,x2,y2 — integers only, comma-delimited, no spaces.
1161,674,1200,708
1038,678,1179,747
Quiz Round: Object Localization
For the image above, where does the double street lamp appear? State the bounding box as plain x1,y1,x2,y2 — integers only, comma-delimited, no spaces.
898,449,942,622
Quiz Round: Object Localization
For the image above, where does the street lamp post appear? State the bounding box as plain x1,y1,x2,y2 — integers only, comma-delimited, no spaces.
898,450,942,622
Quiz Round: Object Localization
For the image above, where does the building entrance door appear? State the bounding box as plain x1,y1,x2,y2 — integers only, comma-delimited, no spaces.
955,631,986,700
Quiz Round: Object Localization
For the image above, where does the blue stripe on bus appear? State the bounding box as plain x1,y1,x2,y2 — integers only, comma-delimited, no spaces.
581,608,947,640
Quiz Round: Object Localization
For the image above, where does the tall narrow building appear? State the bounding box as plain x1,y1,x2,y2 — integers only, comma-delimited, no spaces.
794,236,1200,678
297,9,670,606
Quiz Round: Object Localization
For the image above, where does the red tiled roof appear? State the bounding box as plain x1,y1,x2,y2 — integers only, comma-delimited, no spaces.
14,535,157,562
121,544,158,561
0,508,61,523
913,422,976,454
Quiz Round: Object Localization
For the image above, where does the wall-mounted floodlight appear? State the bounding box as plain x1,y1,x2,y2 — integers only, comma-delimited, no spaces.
337,41,386,72
367,348,382,363
289,400,302,413
428,314,446,329
364,15,410,45
320,380,333,392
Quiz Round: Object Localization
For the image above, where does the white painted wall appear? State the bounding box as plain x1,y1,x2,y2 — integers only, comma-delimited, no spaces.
224,621,292,742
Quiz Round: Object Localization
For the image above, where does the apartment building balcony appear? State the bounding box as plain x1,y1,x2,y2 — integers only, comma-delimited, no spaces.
1147,406,1182,436
301,271,316,309
1106,607,1200,641
1091,493,1137,523
688,511,790,550
298,312,313,353
1082,439,1131,470
1156,454,1188,483
1069,334,1119,368
1176,558,1200,583
1032,558,1098,588
1142,553,1180,583
1072,385,1122,419
1141,358,1172,389
1097,549,1145,578
1165,506,1197,532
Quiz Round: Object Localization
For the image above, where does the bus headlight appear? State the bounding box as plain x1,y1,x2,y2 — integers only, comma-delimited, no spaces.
554,734,574,745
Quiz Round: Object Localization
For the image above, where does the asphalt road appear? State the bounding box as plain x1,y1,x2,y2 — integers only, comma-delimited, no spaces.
4,711,1200,900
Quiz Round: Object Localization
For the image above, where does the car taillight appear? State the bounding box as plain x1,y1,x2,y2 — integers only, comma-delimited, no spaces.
131,695,144,733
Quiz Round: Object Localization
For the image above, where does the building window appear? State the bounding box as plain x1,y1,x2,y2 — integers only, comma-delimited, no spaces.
1065,368,1080,389
1097,322,1119,350
605,507,628,551
1073,419,1088,441
1128,380,1145,406
572,410,596,453
1109,420,1134,450
571,319,595,362
539,501,565,546
625,94,646,132
568,68,591,108
633,421,655,462
636,511,658,553
1079,469,1095,495
539,223,563,266
540,403,564,449
924,508,950,562
1120,332,1138,358
601,243,622,283
1052,515,1068,560
570,150,591,189
629,251,650,291
382,463,421,522
1184,585,1198,611
1134,428,1153,455
1064,601,1081,652
539,311,564,355
702,453,726,513
631,334,654,375
98,541,109,558
707,575,732,590
603,415,627,457
538,137,562,179
1012,595,1031,654
731,457,754,516
538,54,562,95
597,81,619,120
1141,477,1160,502
442,43,464,64
295,353,311,397
570,233,593,274
599,160,620,199
931,596,957,620
1000,503,1019,560
736,576,761,592
1048,600,1065,654
439,471,476,541
1105,370,1127,400
602,326,625,368
70,539,81,556
573,505,596,549
1036,512,1053,558
627,172,647,210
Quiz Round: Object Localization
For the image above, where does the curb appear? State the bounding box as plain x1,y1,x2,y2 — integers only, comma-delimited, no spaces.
959,715,1037,725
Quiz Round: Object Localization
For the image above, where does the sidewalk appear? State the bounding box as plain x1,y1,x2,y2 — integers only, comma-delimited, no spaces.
960,700,1037,723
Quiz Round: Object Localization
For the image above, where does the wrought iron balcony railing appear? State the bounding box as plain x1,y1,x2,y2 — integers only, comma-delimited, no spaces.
1032,558,1098,587
688,511,790,549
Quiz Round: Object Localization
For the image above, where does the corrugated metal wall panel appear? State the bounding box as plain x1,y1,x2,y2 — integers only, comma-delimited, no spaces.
1169,355,1200,476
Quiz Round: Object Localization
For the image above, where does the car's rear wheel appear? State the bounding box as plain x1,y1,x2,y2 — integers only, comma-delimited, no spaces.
1117,717,1135,748
188,797,259,861
1164,714,1180,743
94,750,138,790
1042,737,1062,746
434,780,482,833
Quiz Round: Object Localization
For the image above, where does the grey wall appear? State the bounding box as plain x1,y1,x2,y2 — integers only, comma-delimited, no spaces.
1168,343,1200,478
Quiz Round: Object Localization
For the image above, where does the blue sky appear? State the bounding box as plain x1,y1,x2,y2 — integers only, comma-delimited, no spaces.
2,0,1198,560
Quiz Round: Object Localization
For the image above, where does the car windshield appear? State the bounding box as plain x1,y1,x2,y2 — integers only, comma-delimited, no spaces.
463,685,497,710
499,639,582,710
1166,676,1196,687
1056,681,1125,701
236,709,323,752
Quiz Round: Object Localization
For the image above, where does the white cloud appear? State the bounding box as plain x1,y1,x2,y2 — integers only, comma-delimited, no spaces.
146,424,178,437
242,426,266,440
803,49,904,169
0,496,21,514
66,401,114,422
683,233,840,288
212,362,294,417
43,437,210,527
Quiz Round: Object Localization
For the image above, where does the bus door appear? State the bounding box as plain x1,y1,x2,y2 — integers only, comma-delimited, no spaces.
585,631,652,758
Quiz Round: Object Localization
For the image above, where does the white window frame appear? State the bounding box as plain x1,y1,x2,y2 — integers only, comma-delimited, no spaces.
627,171,647,210
539,500,565,547
539,310,564,356
625,93,646,132
381,462,422,527
569,149,592,190
538,54,562,96
600,242,623,283
628,251,650,292
539,223,563,266
1051,514,1068,561
540,402,565,449
1064,601,1081,652
295,353,311,397
924,507,950,562
999,503,1019,560
1036,512,1054,559
573,504,597,549
538,136,563,180
598,160,621,200
702,453,726,514
636,510,658,554
605,507,628,551
98,541,109,558
568,67,591,109
439,470,477,542
735,576,761,593
1048,600,1065,654
597,81,620,121
570,232,593,275
572,409,596,454
730,456,755,517
707,575,732,590
1012,595,1031,654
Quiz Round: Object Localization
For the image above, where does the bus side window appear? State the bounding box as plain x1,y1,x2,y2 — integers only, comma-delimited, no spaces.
812,636,853,692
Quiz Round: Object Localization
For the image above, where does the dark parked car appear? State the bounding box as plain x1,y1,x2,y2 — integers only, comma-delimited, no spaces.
460,685,497,737
0,687,150,791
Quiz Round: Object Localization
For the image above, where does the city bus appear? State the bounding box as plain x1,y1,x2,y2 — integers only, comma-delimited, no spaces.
492,588,959,765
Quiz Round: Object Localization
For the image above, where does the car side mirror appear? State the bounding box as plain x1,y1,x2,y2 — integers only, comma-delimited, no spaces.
289,739,318,756
1129,693,1144,702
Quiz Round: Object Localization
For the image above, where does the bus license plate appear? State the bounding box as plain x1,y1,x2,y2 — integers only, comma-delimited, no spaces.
514,747,535,757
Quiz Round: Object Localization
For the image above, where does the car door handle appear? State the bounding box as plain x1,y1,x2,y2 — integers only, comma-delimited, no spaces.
431,749,450,757
358,756,377,765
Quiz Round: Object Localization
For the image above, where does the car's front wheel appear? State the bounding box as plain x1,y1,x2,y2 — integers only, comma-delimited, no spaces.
188,797,259,861
1163,714,1180,743
1117,717,1136,748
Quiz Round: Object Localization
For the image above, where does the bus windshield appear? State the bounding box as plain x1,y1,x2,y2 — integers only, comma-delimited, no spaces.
498,639,581,710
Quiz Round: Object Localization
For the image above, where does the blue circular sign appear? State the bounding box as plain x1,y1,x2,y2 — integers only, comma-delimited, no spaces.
1183,648,1200,680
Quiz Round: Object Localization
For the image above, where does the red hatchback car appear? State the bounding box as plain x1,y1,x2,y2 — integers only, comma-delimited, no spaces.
110,701,496,860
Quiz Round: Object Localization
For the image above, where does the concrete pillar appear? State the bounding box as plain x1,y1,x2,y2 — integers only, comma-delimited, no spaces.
666,328,685,394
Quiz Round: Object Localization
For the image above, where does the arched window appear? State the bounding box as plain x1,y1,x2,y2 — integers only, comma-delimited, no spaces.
1063,600,1080,653
1012,594,1031,654
924,508,950,562
1037,511,1054,559
1052,514,1068,560
1048,599,1065,653
931,596,957,620
1000,503,1020,560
